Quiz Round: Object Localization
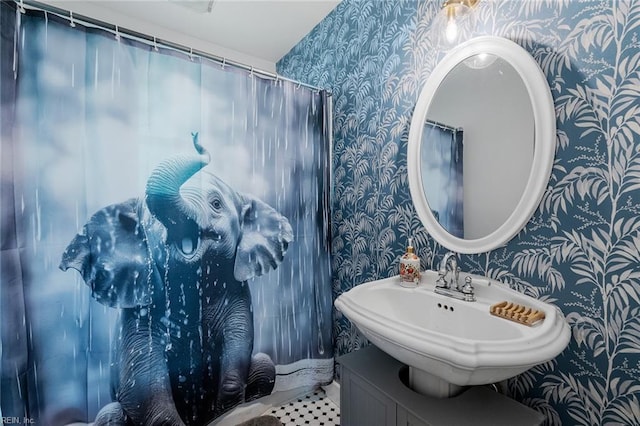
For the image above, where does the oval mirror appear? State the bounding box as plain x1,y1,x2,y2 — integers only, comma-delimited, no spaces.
407,36,556,254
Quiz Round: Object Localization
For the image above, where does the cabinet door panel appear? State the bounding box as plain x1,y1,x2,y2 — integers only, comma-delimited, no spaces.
397,406,430,426
341,369,396,426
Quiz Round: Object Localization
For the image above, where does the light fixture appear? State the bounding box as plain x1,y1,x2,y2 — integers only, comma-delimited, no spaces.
436,0,479,46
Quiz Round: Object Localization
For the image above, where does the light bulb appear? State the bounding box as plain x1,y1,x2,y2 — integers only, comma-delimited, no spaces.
445,17,458,44
438,0,479,46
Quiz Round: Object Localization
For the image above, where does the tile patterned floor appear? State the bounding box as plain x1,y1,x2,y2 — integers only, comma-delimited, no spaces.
267,388,340,426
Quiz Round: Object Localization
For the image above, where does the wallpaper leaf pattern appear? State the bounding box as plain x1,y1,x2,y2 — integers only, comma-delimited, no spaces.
278,0,640,424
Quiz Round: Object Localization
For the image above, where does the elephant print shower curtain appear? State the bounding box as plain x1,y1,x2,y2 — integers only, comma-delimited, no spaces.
0,3,332,425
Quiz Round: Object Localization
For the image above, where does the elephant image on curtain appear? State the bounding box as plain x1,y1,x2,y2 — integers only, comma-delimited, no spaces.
60,135,293,425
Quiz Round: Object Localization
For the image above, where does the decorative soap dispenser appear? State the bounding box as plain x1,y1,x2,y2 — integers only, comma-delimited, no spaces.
399,237,421,286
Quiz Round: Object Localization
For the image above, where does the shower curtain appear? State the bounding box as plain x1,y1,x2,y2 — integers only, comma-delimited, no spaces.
0,3,332,425
421,121,464,238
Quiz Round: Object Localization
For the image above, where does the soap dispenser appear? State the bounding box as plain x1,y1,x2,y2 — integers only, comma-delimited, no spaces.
399,237,420,286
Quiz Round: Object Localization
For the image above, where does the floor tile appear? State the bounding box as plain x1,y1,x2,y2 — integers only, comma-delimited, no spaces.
267,388,340,426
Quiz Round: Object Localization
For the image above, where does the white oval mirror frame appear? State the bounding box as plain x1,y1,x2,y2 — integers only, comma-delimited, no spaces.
407,36,556,254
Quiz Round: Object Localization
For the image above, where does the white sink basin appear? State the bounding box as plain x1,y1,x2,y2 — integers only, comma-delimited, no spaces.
334,271,570,397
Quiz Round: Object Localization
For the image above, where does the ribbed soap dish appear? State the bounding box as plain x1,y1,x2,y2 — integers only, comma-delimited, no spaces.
490,301,545,326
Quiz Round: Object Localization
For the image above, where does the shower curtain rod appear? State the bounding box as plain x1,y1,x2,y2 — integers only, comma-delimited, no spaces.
17,0,328,94
425,119,463,133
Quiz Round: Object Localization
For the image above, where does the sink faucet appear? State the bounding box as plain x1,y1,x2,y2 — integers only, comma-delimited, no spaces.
435,252,476,302
438,252,459,289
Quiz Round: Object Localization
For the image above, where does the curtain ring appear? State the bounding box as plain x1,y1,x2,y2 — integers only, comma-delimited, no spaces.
153,37,159,52
221,58,226,69
69,11,76,27
115,25,120,41
18,0,26,14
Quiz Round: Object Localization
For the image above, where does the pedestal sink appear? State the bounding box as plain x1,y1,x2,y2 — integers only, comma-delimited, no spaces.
334,271,571,398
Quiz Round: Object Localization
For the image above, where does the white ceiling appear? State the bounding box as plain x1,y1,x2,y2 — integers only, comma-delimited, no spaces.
37,0,341,72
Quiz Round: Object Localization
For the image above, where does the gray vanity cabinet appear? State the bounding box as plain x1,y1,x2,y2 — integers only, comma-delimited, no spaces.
396,407,429,426
338,345,544,426
340,367,397,426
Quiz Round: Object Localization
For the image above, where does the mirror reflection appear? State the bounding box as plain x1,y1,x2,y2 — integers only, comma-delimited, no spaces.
421,53,534,240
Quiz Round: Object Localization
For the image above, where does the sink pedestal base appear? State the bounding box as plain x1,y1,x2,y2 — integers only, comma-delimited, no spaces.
409,367,465,398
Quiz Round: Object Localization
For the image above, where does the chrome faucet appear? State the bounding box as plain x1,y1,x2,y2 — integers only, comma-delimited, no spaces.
438,252,459,289
435,252,476,302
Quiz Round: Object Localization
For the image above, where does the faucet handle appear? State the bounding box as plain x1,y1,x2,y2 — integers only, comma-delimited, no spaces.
462,276,474,294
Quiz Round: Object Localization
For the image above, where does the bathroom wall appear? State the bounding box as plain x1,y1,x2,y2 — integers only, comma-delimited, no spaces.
278,0,640,424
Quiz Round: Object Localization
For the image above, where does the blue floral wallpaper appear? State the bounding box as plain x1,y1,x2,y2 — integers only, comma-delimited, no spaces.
278,0,640,424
